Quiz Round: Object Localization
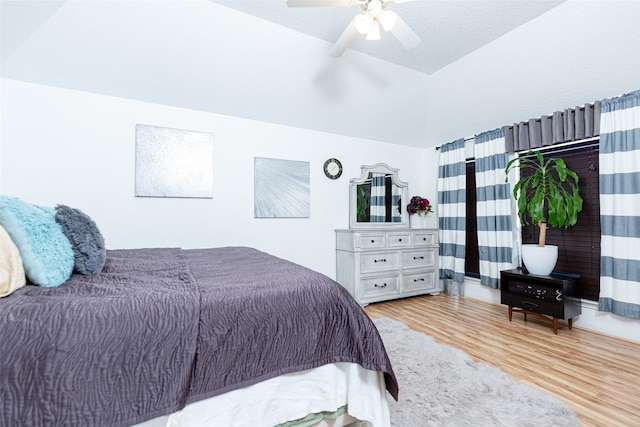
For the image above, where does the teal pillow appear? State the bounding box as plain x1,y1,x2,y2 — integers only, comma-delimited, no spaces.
0,196,74,287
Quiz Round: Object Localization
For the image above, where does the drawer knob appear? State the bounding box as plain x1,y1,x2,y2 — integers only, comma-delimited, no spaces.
414,278,425,282
398,238,402,242
371,239,375,243
374,283,387,288
413,256,424,260
423,237,427,241
374,258,387,263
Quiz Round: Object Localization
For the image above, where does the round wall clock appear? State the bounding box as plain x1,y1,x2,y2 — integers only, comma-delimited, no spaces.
323,158,343,180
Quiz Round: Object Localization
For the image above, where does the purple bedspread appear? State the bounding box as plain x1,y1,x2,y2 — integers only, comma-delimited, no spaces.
1,247,397,427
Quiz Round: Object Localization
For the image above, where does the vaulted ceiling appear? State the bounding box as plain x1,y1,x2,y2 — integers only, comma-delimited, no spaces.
6,1,636,149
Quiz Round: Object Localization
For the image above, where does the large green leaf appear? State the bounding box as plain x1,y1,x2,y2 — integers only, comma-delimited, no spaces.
505,149,583,232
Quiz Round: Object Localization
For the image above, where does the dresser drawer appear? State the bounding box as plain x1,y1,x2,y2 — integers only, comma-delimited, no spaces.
360,252,399,273
360,275,400,299
356,233,387,249
387,232,411,248
402,270,437,292
501,292,565,318
413,231,438,246
403,249,436,269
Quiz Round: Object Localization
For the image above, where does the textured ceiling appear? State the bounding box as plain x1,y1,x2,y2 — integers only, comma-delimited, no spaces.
213,0,565,75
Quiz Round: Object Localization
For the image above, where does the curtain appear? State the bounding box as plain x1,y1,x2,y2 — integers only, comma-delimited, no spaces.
504,102,601,153
475,128,516,289
598,89,640,319
437,139,466,283
392,182,402,222
370,173,386,222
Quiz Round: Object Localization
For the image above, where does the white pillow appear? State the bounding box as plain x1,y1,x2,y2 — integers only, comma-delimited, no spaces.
0,224,26,297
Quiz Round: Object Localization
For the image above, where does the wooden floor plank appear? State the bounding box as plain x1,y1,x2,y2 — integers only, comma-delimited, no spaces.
364,294,640,427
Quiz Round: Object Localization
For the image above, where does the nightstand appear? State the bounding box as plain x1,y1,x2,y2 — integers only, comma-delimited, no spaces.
500,268,581,334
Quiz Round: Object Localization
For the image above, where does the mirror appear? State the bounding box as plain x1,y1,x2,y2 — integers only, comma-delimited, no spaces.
349,163,409,229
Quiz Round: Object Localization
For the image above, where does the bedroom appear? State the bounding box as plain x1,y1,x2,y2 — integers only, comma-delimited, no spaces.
1,0,639,425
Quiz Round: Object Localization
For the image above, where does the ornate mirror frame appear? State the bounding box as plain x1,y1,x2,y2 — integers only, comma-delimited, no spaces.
349,163,409,229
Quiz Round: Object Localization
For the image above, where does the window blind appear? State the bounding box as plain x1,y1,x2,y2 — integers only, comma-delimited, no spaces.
519,140,601,301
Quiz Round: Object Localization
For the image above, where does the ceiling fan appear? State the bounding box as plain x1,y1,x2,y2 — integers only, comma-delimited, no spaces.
286,0,420,57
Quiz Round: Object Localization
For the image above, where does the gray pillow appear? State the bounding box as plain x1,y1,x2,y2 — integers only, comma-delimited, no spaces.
55,204,106,275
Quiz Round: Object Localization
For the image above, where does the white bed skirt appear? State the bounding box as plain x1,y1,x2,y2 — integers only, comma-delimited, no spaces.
132,362,390,427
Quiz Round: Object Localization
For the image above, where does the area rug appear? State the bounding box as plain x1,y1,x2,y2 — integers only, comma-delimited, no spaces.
373,317,579,427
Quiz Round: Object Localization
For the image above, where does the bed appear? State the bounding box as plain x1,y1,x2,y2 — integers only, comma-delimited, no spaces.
0,246,398,427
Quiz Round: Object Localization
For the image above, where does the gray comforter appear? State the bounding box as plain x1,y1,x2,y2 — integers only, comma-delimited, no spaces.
1,247,397,427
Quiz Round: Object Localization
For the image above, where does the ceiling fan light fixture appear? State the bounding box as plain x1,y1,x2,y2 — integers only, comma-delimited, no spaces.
287,0,420,55
354,13,374,34
378,10,397,31
365,20,381,40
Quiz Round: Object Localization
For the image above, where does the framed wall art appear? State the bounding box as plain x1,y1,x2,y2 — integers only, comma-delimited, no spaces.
254,157,310,218
135,124,214,198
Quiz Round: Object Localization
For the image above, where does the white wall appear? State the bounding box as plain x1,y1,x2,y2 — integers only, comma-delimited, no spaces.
2,77,636,341
424,0,640,146
0,79,435,280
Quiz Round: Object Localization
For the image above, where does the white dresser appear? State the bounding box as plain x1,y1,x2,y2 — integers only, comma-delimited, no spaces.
336,228,440,305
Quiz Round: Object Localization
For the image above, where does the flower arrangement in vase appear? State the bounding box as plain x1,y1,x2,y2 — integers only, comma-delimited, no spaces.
407,196,432,228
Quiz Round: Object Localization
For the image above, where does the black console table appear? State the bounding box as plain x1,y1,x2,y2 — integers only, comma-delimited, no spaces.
500,268,581,334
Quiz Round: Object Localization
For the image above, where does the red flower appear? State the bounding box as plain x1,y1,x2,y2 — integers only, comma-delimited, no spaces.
407,196,433,216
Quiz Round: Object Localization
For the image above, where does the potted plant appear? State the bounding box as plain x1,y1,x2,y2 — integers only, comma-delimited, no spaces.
406,196,433,228
505,150,583,275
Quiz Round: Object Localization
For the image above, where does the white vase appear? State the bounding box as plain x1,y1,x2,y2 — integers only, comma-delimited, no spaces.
521,244,558,276
410,215,426,229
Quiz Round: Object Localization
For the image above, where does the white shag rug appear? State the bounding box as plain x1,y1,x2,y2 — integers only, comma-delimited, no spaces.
373,317,580,427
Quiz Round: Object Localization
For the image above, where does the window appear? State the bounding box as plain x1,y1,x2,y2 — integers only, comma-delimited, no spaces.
465,139,601,301
519,140,601,301
465,160,480,278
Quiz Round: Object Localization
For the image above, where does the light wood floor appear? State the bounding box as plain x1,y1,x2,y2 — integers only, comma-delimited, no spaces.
364,294,640,427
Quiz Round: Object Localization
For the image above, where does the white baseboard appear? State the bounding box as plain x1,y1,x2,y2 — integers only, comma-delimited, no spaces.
457,278,640,343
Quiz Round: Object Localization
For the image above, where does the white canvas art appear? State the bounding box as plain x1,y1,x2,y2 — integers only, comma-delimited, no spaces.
135,124,214,198
254,157,310,218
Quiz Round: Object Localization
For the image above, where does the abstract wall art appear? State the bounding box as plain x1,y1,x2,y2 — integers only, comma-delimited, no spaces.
135,124,214,198
254,157,310,218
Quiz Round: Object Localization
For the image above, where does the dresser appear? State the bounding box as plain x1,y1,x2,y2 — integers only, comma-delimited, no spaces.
336,228,440,305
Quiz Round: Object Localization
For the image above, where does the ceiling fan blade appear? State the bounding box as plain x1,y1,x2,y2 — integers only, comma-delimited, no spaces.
286,0,355,7
329,17,358,57
390,15,420,49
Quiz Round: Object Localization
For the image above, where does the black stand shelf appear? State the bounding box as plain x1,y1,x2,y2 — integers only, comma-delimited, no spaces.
500,268,581,334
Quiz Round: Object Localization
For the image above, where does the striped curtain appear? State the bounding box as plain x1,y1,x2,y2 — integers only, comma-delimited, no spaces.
598,89,640,319
392,183,402,222
370,173,386,222
475,129,516,289
437,139,466,283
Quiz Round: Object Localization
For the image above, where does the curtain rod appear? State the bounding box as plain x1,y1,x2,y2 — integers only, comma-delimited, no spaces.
435,137,474,151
